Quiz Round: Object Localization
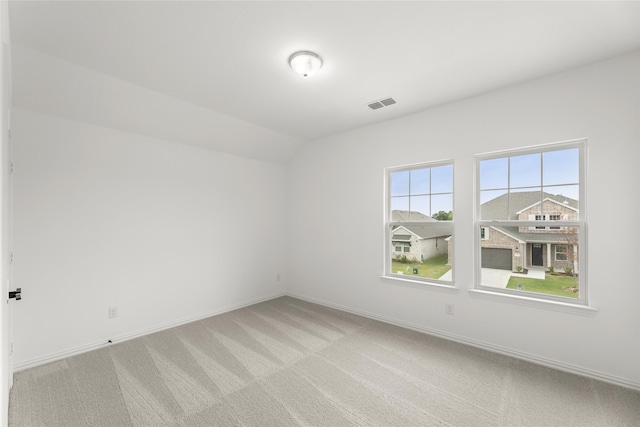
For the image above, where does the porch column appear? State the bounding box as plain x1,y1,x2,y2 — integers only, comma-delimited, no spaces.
573,244,578,273
546,243,552,268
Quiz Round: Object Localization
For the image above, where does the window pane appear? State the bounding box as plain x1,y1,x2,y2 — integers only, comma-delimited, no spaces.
431,194,453,220
431,165,453,193
480,227,579,299
544,148,579,186
390,171,410,197
543,184,579,205
409,196,430,220
541,186,579,220
510,153,541,188
390,224,452,281
480,157,508,190
390,196,409,214
410,168,430,195
480,190,508,220
513,190,544,217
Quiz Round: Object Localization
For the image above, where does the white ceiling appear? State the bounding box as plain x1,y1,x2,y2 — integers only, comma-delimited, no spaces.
8,1,640,163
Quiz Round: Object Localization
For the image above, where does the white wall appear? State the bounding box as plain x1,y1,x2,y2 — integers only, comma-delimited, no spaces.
286,51,640,388
12,109,286,368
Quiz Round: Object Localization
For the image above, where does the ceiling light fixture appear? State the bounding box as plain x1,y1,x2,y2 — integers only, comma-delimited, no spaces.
289,51,322,78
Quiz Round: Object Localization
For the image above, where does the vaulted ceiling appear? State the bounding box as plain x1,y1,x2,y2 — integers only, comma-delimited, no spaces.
9,1,640,162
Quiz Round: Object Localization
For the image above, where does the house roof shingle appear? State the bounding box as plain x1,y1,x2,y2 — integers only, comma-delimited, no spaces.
398,224,452,240
391,210,435,222
391,211,451,240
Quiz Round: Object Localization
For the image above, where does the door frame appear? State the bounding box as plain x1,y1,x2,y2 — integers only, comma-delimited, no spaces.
531,243,544,267
1,5,13,425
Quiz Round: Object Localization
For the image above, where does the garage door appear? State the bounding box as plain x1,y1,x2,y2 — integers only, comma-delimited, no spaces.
481,248,512,270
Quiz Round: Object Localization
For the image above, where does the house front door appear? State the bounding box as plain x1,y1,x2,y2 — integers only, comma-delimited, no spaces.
532,244,544,266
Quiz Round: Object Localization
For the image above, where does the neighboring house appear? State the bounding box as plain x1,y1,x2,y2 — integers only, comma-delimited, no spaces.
391,210,451,263
480,191,579,273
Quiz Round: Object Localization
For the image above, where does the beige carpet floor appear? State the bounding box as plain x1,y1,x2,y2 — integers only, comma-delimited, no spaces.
8,296,640,426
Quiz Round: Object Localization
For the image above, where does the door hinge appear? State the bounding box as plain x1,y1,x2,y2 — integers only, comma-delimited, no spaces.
9,252,13,264
9,161,13,174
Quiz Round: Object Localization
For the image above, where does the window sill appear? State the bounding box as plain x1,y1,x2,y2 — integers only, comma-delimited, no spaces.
380,275,460,293
468,289,598,316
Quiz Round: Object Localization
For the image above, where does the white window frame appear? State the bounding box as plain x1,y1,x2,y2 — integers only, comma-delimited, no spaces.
555,245,568,261
474,139,588,305
393,242,411,253
480,227,490,240
384,160,455,286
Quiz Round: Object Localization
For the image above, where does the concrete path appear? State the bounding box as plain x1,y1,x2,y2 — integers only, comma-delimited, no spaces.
482,267,546,288
438,267,546,286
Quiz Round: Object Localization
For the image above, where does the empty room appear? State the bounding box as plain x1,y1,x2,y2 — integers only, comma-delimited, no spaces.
1,1,639,426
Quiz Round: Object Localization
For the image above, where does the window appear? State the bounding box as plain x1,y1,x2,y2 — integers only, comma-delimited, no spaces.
385,161,454,284
394,242,411,253
476,140,586,304
531,214,562,230
480,227,489,240
555,245,568,261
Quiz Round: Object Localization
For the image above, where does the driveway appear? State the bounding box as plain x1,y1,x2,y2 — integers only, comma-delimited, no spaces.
481,268,513,288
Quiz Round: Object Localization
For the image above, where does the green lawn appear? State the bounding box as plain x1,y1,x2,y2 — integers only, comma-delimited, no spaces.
391,254,451,280
506,273,579,298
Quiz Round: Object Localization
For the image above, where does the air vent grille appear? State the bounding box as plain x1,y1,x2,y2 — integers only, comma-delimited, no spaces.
368,96,397,110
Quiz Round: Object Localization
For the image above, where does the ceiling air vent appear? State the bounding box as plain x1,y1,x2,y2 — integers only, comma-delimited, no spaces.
368,96,397,110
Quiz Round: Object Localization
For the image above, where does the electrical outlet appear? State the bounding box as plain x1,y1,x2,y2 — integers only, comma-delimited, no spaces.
276,273,281,282
108,307,118,319
445,303,454,315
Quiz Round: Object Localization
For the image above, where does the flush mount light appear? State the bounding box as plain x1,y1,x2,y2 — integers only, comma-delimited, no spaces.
289,51,322,78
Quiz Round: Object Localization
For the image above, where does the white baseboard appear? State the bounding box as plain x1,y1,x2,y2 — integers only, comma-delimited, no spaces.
13,292,286,372
286,292,640,392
